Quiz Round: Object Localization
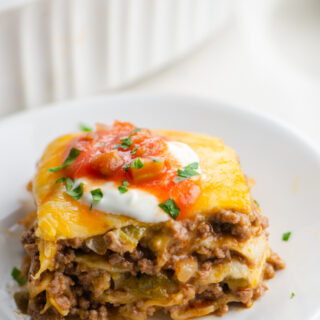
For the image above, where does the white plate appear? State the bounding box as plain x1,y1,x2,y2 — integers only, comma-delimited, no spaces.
0,94,319,320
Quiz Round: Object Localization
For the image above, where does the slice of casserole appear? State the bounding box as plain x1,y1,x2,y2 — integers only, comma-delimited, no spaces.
16,121,284,320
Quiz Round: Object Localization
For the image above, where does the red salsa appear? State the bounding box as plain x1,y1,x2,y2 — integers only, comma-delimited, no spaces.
64,121,200,219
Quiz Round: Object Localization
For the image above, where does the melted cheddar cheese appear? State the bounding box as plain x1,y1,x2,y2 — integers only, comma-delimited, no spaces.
34,127,251,243
155,130,251,216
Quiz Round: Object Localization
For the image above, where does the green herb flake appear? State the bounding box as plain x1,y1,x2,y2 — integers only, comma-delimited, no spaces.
89,188,103,211
47,147,81,172
11,267,27,286
124,163,131,172
159,199,180,220
253,199,260,207
152,158,162,163
118,186,128,194
91,188,103,203
56,177,74,191
290,292,295,299
65,177,74,191
118,180,130,194
174,162,200,183
132,158,144,170
122,180,130,187
133,128,142,133
130,147,138,154
55,177,66,184
66,182,84,200
282,231,292,241
114,136,133,150
79,123,93,132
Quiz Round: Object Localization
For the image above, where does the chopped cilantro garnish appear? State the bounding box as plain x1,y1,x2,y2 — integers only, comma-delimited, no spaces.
91,188,103,202
130,147,138,154
133,128,142,133
253,199,260,207
66,182,84,200
290,292,295,299
114,136,133,150
119,180,130,194
47,148,81,172
152,158,162,163
79,123,93,132
11,267,27,286
122,180,130,187
65,177,74,191
174,162,199,183
159,199,180,220
118,186,128,194
282,232,292,241
55,177,66,184
89,188,103,211
56,177,74,191
132,158,144,170
124,163,131,172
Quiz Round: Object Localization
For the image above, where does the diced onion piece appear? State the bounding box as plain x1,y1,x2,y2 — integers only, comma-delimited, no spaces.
29,273,53,298
95,123,110,132
130,158,164,183
46,292,70,316
91,150,123,177
175,257,198,283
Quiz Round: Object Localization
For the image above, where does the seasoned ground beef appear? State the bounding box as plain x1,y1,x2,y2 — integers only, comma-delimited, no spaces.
267,251,286,270
19,209,283,320
44,215,262,278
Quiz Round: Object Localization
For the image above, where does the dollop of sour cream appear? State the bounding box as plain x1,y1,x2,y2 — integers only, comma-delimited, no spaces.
78,141,201,222
167,141,201,172
78,180,169,223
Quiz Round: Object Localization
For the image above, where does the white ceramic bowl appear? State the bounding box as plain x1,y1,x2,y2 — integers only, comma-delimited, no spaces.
0,0,232,117
0,94,319,320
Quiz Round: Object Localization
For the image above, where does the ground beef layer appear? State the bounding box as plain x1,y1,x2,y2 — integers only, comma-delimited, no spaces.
17,210,284,320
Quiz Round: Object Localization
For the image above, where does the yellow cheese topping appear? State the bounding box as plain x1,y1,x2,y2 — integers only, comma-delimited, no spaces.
155,130,251,216
34,129,252,243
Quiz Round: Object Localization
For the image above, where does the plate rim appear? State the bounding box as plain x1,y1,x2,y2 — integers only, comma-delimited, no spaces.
1,92,319,161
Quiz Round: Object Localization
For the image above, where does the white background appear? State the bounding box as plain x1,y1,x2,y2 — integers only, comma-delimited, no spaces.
1,0,319,147
125,0,320,147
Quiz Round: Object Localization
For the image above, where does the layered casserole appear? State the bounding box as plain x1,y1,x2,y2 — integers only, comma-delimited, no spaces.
16,121,284,319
